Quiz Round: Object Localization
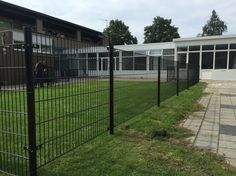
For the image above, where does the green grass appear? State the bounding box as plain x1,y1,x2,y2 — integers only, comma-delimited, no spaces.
0,80,174,175
35,83,235,176
1,82,235,175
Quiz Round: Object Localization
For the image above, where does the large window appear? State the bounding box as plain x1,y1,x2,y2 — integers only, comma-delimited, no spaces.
116,57,119,71
163,49,174,70
202,45,214,51
229,51,236,69
103,59,108,71
177,47,187,52
122,51,133,57
122,57,133,70
216,44,228,50
163,56,174,70
178,54,187,68
99,58,108,71
189,45,200,51
149,57,158,70
88,53,96,58
230,44,236,50
88,53,97,70
215,52,227,69
114,52,119,57
150,50,161,56
0,20,11,30
79,59,86,71
163,49,174,55
134,57,146,70
99,52,108,57
189,53,200,65
202,52,213,69
79,53,86,59
88,59,97,70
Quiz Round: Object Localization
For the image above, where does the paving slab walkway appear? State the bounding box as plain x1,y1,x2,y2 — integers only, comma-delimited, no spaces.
181,81,236,167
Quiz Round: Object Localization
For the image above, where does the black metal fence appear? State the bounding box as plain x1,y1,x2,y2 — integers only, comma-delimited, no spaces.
159,58,199,104
113,51,158,126
0,27,199,176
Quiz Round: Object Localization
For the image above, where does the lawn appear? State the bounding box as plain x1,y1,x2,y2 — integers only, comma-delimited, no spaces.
0,80,175,175
37,83,236,176
1,82,236,175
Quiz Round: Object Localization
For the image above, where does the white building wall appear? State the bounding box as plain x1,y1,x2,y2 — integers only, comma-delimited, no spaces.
75,34,236,81
174,35,236,80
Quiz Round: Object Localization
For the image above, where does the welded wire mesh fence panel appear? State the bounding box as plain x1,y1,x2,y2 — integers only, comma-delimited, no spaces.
0,31,201,176
0,44,30,176
179,62,188,92
32,33,110,167
161,59,177,102
188,64,199,86
113,50,157,126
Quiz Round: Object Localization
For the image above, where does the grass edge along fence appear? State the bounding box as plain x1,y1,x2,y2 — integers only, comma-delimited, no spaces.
0,27,199,176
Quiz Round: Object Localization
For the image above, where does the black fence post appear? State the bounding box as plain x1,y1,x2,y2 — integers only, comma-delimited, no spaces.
157,56,161,107
177,61,179,96
24,27,37,176
109,43,114,135
187,63,189,89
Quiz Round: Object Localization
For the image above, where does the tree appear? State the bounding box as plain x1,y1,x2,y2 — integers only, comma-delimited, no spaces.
144,16,180,43
103,19,137,45
201,10,227,36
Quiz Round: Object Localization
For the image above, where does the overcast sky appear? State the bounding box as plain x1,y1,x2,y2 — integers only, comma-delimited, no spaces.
4,0,236,43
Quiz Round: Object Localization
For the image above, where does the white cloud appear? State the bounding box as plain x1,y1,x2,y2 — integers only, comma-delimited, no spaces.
3,0,236,43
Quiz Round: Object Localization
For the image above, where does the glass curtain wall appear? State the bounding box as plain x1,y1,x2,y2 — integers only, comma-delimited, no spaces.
162,49,174,70
149,49,162,70
202,45,214,69
189,46,200,66
229,44,236,69
215,44,228,69
177,46,187,68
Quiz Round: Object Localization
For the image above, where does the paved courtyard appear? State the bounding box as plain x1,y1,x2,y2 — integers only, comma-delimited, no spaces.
182,80,236,167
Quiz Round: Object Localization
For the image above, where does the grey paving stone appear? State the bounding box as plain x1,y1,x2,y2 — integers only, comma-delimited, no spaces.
187,115,203,120
201,125,219,131
220,124,236,136
201,122,219,127
221,104,236,109
183,121,202,128
220,121,236,126
191,112,205,118
194,140,217,149
221,94,236,97
220,134,236,142
182,81,236,168
218,147,236,159
220,115,235,119
220,111,235,115
198,129,219,136
219,140,236,149
195,137,217,143
196,133,218,140
204,119,220,123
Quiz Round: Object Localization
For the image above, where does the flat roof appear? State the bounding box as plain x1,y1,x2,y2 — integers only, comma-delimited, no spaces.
0,0,103,38
114,42,175,51
173,34,236,42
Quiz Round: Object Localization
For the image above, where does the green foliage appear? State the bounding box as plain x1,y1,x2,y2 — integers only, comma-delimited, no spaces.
144,16,180,43
103,19,138,45
201,10,227,36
